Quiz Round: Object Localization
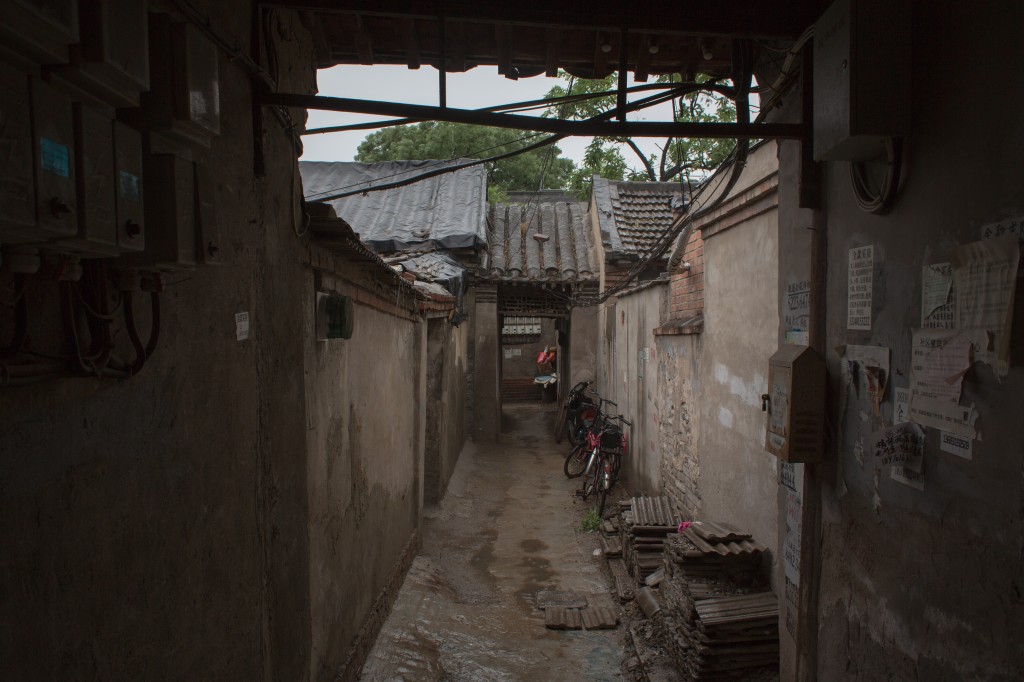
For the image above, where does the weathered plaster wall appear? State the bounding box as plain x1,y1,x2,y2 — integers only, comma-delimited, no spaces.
0,3,317,679
698,199,780,573
424,315,469,505
500,317,558,379
654,331,703,517
790,5,1024,679
606,283,667,494
303,261,426,680
569,302,599,386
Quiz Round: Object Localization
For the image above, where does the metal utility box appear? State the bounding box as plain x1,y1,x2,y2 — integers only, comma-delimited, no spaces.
316,293,355,341
31,79,78,240
765,345,825,463
121,154,195,270
135,14,220,148
60,103,118,255
55,0,150,108
0,61,36,242
113,122,145,251
812,0,911,161
0,0,78,66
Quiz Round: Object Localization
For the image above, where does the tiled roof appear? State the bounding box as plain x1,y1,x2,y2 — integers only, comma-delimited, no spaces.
483,202,596,283
592,177,686,257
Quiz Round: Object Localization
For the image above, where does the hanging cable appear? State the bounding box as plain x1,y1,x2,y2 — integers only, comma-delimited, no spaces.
850,137,902,215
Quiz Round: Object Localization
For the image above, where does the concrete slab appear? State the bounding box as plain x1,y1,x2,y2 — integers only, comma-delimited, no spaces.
359,404,625,681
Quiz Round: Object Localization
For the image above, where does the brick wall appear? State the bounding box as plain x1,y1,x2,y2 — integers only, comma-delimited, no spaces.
501,377,543,402
669,229,704,318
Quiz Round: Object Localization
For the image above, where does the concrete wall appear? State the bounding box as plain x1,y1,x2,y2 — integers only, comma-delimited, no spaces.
697,182,780,575
777,5,1024,679
0,4,466,680
569,301,598,387
424,315,469,505
601,282,668,494
0,4,317,679
303,256,428,680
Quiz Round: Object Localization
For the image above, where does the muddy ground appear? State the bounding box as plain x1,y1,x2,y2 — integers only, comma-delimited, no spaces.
358,403,674,681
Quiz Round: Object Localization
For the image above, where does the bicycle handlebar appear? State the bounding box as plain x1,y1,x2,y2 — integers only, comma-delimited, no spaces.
607,414,633,427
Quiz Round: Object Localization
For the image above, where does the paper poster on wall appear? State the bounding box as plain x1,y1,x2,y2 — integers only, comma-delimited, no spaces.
847,245,874,330
950,235,1019,376
780,461,803,492
235,312,250,341
891,465,925,490
939,431,973,460
782,488,802,586
869,422,924,471
908,328,983,438
786,280,810,332
894,387,910,425
979,216,1024,276
922,263,955,329
840,345,890,415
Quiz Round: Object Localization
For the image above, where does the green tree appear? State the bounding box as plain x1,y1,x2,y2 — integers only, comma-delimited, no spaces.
544,72,736,193
355,121,576,203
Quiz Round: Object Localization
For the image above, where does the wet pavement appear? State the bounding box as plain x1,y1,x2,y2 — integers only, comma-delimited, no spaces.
359,404,626,681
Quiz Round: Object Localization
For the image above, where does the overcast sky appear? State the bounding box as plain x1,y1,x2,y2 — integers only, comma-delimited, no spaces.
300,65,676,171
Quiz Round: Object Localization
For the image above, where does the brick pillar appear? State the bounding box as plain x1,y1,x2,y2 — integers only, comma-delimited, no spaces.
472,285,500,442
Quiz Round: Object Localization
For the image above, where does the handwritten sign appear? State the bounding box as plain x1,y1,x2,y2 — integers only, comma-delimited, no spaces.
786,280,810,331
922,263,954,329
869,422,924,470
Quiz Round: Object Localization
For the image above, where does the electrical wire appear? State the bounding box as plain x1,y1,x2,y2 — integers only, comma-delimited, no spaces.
850,137,902,215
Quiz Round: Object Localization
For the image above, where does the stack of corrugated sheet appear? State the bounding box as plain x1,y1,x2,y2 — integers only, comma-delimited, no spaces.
660,522,777,680
620,496,680,582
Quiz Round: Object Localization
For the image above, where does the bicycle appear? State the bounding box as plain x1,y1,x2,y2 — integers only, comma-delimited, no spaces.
587,413,631,516
564,395,614,479
556,380,598,446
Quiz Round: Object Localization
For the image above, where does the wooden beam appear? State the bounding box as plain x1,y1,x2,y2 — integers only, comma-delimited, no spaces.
593,31,609,78
616,29,628,120
545,28,561,77
259,0,816,39
353,14,373,64
635,32,652,83
448,20,466,71
495,23,510,76
401,19,420,69
263,92,807,139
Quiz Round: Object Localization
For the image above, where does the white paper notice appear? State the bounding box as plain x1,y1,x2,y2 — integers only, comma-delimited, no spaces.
939,431,973,460
235,312,250,341
922,263,955,328
869,422,924,471
786,280,810,331
894,387,910,425
909,329,976,403
950,235,1020,376
847,245,874,330
782,488,802,586
909,396,979,439
891,465,925,490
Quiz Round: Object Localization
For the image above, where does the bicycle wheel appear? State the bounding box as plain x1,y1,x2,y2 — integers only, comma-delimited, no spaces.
595,460,612,516
582,455,601,499
555,402,568,443
564,443,588,478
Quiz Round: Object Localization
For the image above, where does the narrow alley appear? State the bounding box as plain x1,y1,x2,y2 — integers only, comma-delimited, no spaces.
360,404,625,681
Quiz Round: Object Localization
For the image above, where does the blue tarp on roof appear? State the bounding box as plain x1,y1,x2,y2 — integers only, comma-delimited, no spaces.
300,159,488,253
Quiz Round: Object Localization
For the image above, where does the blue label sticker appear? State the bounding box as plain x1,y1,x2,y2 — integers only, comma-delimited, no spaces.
119,171,141,202
40,137,70,178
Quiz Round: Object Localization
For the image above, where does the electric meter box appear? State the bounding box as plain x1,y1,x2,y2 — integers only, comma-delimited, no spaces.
0,61,36,242
0,0,79,67
58,103,118,255
113,121,145,251
133,14,220,148
316,293,355,341
812,0,911,161
765,345,825,463
121,154,195,271
53,0,150,109
31,79,78,241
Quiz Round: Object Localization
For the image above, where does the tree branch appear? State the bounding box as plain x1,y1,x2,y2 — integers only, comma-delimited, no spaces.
624,138,657,181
